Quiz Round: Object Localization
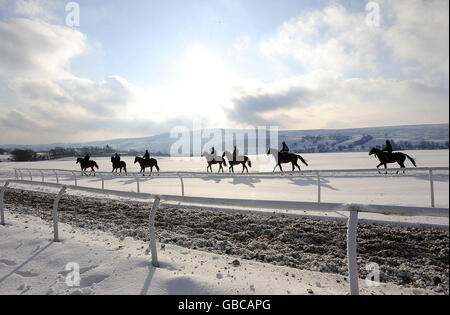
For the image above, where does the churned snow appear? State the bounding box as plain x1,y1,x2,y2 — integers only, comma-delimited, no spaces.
0,211,439,295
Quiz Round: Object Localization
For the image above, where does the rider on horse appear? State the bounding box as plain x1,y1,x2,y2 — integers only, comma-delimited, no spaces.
114,152,121,162
211,146,216,156
382,140,393,160
143,150,150,160
280,141,289,155
84,153,90,163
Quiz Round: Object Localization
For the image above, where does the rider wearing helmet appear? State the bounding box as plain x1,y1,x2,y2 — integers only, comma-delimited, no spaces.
280,141,289,154
382,140,393,160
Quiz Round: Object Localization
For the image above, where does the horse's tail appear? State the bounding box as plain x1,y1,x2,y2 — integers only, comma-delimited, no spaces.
405,154,417,167
155,161,160,171
247,158,252,168
94,162,99,169
297,155,308,166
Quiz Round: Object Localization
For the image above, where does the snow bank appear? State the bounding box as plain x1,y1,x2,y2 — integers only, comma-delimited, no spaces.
0,211,437,295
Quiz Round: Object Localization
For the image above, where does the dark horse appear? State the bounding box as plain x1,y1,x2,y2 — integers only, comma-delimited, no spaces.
267,148,308,172
222,151,252,173
369,148,416,174
134,156,159,175
111,156,127,174
201,151,227,173
76,157,99,176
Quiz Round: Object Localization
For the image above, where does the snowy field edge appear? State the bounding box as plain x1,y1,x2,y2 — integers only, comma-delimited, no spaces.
0,211,439,295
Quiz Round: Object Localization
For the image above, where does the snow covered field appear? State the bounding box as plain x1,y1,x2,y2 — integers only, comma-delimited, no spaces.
0,150,448,295
1,150,448,209
0,211,438,295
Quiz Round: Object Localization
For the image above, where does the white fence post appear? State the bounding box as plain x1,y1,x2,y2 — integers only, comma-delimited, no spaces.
136,177,140,193
53,186,67,242
149,196,161,267
14,170,18,180
347,205,359,295
0,181,9,226
178,174,185,197
28,170,33,181
40,170,44,183
72,172,77,186
429,170,435,208
317,171,321,203
54,171,59,184
19,170,23,181
100,174,105,190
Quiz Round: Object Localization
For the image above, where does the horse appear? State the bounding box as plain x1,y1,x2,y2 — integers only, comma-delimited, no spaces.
368,147,416,174
111,156,127,174
76,157,99,176
134,156,159,175
201,152,227,173
222,151,252,173
267,148,308,172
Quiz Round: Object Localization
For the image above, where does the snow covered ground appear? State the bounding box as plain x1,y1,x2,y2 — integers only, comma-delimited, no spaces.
0,150,448,295
0,150,448,208
0,211,438,295
1,150,448,228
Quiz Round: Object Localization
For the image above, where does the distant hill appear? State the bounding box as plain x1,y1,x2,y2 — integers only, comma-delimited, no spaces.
1,124,448,156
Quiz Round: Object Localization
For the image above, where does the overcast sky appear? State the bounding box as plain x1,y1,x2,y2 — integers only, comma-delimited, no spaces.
0,0,448,145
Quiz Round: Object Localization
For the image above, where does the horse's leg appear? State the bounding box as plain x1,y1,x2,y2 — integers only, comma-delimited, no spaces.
384,164,388,175
398,161,406,174
376,162,383,174
278,164,283,172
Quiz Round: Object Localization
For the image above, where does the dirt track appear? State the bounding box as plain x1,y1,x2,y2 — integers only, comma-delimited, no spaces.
4,188,449,294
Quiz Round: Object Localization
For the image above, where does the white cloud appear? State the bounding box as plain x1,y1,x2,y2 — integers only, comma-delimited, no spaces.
0,7,143,144
259,4,381,74
226,70,448,129
380,0,449,80
0,17,85,79
259,0,449,82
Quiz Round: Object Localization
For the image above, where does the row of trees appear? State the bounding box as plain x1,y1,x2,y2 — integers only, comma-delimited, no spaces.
0,145,170,162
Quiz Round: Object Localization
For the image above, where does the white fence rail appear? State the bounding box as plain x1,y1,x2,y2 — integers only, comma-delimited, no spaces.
14,166,449,208
1,178,448,295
